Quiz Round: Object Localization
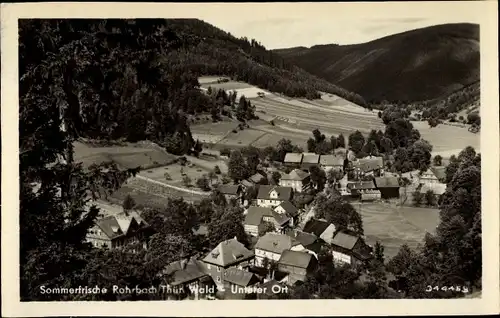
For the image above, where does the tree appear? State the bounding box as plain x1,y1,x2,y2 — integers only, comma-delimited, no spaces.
213,165,222,175
337,134,346,149
330,135,338,150
374,241,385,264
276,138,302,162
348,130,365,154
425,190,436,206
307,138,316,153
123,194,136,211
309,166,327,192
259,222,276,236
433,155,443,166
315,141,333,155
413,191,423,206
271,171,281,185
207,204,248,247
427,117,439,128
228,150,248,181
182,175,192,187
220,148,231,157
196,176,211,191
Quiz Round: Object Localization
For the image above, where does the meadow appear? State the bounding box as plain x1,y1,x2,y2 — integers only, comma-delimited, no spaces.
356,202,441,259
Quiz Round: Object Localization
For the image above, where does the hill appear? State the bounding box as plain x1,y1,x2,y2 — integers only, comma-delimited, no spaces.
274,23,479,104
20,19,367,159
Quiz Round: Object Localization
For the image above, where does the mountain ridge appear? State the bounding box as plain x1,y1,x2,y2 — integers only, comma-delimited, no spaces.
274,23,480,104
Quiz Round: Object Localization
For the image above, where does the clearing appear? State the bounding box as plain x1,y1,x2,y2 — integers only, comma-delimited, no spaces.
356,202,441,259
411,121,480,157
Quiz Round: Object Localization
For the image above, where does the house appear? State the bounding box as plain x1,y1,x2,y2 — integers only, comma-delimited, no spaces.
248,172,267,185
283,153,303,167
161,257,214,300
301,153,320,170
257,185,293,207
348,181,381,201
330,230,373,267
320,154,345,172
244,206,291,236
278,250,318,285
218,184,243,203
302,219,336,245
274,200,299,227
419,183,447,204
254,233,295,267
239,179,254,189
223,268,261,299
288,230,323,259
202,238,254,289
374,176,400,199
279,169,310,193
86,210,151,250
352,156,384,178
419,167,446,185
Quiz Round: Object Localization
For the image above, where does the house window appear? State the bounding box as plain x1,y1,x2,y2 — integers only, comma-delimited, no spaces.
207,264,211,270
217,266,221,272
216,276,221,283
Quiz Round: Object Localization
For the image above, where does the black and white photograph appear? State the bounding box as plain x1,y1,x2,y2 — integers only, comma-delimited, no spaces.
2,1,499,316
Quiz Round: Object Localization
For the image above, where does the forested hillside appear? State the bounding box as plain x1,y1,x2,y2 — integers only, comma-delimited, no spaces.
274,23,479,104
20,19,366,154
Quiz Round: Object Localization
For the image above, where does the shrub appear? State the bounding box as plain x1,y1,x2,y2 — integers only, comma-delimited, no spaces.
214,165,222,174
182,175,192,187
196,176,211,191
232,129,238,133
164,172,172,181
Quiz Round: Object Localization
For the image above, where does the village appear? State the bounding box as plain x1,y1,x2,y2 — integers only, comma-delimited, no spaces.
85,142,449,300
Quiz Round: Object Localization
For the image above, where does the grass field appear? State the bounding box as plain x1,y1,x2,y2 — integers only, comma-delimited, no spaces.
73,141,177,169
356,202,441,259
411,121,480,157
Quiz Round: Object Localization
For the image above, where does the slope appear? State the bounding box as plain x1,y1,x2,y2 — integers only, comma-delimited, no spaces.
275,23,479,104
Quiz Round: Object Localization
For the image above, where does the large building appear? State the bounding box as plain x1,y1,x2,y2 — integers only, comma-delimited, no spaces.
279,169,310,193
254,233,295,267
86,210,151,250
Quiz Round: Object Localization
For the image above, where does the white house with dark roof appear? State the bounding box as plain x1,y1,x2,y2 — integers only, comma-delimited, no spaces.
244,206,291,236
352,156,384,178
86,210,151,250
202,238,254,289
254,233,295,267
256,185,293,207
279,169,310,193
302,219,336,245
273,200,299,227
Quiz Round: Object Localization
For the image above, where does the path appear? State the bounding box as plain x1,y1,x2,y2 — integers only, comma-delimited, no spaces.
135,175,210,196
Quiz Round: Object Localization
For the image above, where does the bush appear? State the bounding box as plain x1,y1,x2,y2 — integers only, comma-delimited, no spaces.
164,172,172,180
220,148,231,157
232,129,238,133
182,175,192,187
270,120,275,126
196,176,211,191
214,165,222,174
221,174,232,184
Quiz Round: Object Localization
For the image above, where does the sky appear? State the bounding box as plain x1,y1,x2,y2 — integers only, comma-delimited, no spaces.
187,2,483,49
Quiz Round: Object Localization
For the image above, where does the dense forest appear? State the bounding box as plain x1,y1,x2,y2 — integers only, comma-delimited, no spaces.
274,23,479,105
20,19,367,150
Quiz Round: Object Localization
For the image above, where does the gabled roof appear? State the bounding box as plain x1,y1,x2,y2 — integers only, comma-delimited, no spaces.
257,185,292,200
225,268,258,287
240,180,253,188
272,210,291,226
281,169,309,181
347,181,376,190
165,258,209,286
374,176,400,188
244,206,274,226
320,154,344,166
301,153,320,164
302,219,332,237
284,153,303,163
430,166,446,180
354,156,384,172
278,250,313,269
218,184,241,195
255,233,295,254
287,230,318,247
276,200,298,217
331,231,360,250
249,172,267,184
202,238,254,267
95,210,147,240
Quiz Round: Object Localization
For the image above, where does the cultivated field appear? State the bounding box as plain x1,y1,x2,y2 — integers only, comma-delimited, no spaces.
411,121,480,157
356,202,440,259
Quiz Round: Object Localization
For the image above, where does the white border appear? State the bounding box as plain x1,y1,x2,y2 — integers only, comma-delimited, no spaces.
1,2,499,317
